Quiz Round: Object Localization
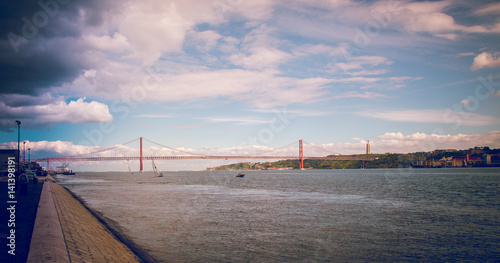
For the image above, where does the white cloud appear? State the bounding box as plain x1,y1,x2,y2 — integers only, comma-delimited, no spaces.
334,91,389,99
377,132,405,140
471,52,500,71
293,44,347,57
0,140,102,156
357,109,500,126
133,114,174,118
84,33,131,53
252,108,330,117
474,2,500,15
172,125,207,130
453,52,476,58
199,116,269,125
228,46,292,71
118,2,193,64
389,0,500,38
187,30,222,52
0,97,113,130
133,69,332,108
374,130,500,153
230,0,277,21
227,25,292,71
60,58,336,109
292,0,352,10
93,0,278,66
433,33,458,40
330,56,392,76
459,99,471,105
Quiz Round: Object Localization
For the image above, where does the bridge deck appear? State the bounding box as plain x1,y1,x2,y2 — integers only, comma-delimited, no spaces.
32,156,375,162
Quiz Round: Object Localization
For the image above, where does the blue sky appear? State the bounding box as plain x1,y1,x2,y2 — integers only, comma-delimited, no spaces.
1,0,499,171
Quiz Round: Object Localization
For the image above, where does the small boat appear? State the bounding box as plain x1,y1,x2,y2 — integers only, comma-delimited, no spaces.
63,170,76,175
152,159,163,177
55,162,71,174
236,173,245,178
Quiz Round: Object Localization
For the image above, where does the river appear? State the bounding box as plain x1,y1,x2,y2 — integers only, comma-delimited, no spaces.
56,168,499,262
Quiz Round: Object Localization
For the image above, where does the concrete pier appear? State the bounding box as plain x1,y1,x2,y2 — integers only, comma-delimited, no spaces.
27,180,142,262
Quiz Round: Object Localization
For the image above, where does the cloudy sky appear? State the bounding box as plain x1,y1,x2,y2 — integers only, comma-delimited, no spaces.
1,0,499,171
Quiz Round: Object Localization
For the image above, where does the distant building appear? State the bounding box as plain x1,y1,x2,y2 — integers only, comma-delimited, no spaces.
452,154,472,167
366,140,371,155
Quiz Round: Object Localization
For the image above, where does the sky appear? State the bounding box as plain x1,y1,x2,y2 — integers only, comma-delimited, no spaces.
1,0,500,171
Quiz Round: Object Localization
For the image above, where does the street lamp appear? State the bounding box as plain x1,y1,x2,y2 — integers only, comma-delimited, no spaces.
23,141,26,166
16,120,21,177
28,148,31,170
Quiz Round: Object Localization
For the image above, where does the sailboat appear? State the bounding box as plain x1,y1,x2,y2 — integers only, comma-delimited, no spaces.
128,165,133,174
152,158,163,177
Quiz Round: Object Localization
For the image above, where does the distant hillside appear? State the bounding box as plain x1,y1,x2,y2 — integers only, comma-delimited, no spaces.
207,147,500,170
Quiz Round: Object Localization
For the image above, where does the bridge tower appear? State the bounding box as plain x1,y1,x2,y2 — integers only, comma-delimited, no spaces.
299,139,304,170
140,137,143,172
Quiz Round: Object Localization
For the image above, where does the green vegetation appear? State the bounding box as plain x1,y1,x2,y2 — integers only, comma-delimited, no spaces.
207,147,500,170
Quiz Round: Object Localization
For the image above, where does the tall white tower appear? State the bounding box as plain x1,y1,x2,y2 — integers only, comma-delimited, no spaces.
366,140,371,155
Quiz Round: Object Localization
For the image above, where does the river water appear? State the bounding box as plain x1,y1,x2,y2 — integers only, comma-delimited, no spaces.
56,168,499,262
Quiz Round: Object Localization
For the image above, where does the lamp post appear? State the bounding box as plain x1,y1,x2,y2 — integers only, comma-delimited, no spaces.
28,148,31,170
16,121,21,177
23,141,26,167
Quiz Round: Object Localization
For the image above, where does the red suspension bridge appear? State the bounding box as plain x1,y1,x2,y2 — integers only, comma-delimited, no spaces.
32,137,374,170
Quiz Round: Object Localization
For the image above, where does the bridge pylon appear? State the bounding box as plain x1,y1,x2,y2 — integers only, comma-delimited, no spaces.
140,137,143,172
299,139,304,170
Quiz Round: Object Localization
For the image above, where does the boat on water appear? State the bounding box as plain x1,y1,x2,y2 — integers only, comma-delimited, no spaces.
236,173,245,177
152,159,163,177
53,162,71,174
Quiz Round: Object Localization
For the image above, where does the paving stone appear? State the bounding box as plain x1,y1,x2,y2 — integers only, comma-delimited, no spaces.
27,181,141,263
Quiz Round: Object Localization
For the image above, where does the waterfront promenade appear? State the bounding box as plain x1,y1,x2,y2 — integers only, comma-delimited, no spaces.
1,175,151,263
1,177,42,262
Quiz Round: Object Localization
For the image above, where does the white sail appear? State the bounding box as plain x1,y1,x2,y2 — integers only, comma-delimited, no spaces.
152,159,163,177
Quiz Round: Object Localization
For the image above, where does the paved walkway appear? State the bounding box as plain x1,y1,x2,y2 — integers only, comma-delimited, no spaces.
0,178,43,263
27,181,142,262
26,181,69,263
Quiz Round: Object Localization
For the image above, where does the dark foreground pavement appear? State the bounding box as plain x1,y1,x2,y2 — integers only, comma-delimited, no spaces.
0,180,43,263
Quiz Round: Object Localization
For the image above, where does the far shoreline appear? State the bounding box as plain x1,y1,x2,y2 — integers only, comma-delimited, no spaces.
49,166,500,174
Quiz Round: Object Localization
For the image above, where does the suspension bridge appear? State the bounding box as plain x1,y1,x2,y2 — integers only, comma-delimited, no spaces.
32,137,375,170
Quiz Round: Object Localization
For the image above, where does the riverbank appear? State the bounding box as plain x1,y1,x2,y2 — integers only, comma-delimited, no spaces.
29,180,145,262
55,181,158,263
1,174,157,262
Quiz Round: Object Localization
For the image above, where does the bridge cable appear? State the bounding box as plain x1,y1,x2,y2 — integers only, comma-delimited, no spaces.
142,138,207,156
303,141,341,156
60,138,140,158
143,138,299,157
247,141,298,156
